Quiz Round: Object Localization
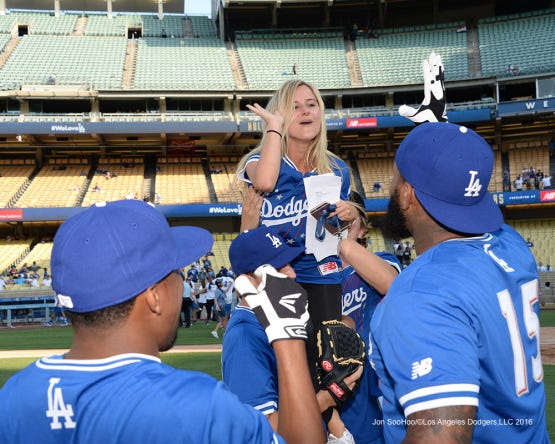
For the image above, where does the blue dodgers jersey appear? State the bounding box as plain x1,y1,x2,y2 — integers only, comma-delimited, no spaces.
222,306,279,416
0,353,282,444
239,153,351,284
340,252,401,444
370,225,549,444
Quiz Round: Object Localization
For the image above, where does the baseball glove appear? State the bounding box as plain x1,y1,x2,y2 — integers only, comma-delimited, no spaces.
316,320,365,406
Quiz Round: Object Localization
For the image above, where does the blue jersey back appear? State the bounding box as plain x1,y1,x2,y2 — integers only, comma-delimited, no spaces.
0,353,282,444
370,225,549,443
239,154,351,284
340,252,400,444
222,306,279,416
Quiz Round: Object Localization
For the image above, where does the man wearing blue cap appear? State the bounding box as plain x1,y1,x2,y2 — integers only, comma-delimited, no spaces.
370,122,549,443
0,199,325,444
224,226,362,444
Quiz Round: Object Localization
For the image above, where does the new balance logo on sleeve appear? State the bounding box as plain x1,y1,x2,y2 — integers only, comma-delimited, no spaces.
411,358,433,379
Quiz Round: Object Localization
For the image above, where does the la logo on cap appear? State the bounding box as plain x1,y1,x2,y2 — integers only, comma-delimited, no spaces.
464,170,482,197
266,232,282,249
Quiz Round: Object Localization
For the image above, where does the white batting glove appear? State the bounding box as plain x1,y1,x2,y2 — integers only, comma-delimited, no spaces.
399,51,447,124
234,265,309,344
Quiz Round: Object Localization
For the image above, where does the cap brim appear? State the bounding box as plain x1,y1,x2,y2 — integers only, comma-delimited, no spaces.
172,226,214,268
268,244,305,271
415,189,503,234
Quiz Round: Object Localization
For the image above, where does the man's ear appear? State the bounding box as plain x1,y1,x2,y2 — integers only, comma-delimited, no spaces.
399,180,414,211
145,287,162,315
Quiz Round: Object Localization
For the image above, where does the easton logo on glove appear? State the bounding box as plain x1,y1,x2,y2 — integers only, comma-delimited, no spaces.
235,265,309,344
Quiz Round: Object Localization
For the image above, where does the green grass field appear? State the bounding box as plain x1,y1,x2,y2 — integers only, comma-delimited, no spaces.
1,312,554,439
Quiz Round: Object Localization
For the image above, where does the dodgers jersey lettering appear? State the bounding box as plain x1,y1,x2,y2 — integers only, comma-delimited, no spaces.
238,153,351,284
0,353,282,444
340,252,401,444
370,225,549,443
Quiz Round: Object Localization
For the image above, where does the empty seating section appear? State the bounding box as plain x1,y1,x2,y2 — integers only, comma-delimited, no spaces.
209,158,243,203
0,34,12,52
356,29,468,87
81,161,145,206
509,219,555,267
478,14,555,77
508,144,550,184
210,233,238,269
133,38,235,90
488,151,504,193
12,12,78,35
0,15,16,33
0,165,35,207
0,35,127,89
142,15,184,38
0,240,32,275
366,227,387,253
236,33,351,90
15,163,89,208
356,153,394,198
85,14,142,36
155,160,211,204
187,16,217,38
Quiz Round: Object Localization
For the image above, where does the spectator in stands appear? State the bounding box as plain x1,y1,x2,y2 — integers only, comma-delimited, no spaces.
292,63,298,75
93,183,101,192
372,181,382,193
538,261,548,272
547,265,553,272
541,175,552,189
514,175,524,191
155,193,162,205
502,169,511,191
14,274,25,286
43,267,50,278
0,276,5,291
237,81,357,385
507,65,519,76
526,237,534,248
42,275,52,287
19,263,29,274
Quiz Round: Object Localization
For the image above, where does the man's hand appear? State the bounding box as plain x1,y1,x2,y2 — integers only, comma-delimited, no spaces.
234,265,309,343
399,51,447,124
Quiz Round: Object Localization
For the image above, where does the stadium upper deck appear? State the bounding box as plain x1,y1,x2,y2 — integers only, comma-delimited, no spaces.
0,6,550,156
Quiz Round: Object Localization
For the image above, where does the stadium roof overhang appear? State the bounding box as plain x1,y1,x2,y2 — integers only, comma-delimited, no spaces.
3,0,185,14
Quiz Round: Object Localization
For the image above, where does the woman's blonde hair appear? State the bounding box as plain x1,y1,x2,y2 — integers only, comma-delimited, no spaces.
236,80,343,189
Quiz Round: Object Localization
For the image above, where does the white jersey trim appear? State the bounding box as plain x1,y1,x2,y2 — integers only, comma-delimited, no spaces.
399,383,479,405
36,353,160,372
404,396,479,417
256,400,278,415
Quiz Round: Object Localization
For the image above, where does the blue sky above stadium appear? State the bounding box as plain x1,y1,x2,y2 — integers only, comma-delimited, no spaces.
184,0,211,17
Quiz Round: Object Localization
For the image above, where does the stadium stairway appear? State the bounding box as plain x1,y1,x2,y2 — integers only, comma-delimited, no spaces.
143,155,157,202
466,27,482,77
74,164,97,207
345,40,363,87
7,165,41,208
202,159,218,203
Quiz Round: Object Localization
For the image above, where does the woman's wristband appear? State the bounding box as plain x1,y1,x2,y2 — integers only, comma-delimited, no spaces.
266,129,282,138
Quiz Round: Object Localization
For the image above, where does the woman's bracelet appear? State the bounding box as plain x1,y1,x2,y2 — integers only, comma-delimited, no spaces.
266,129,282,138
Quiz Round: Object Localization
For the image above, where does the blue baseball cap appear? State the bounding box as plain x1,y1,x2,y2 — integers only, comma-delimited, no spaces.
51,200,213,313
229,226,304,275
395,122,503,234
